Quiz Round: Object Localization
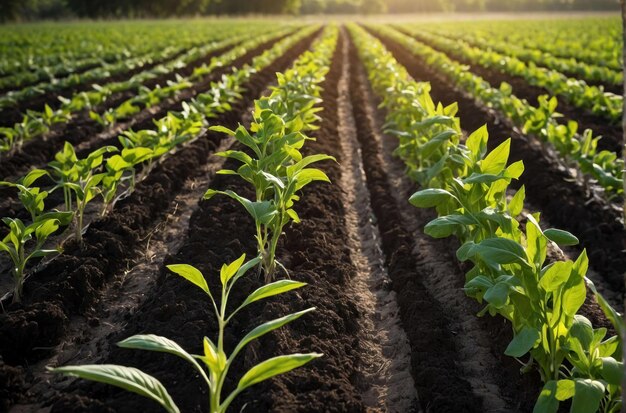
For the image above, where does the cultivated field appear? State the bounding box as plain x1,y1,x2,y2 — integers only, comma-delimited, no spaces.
0,16,624,413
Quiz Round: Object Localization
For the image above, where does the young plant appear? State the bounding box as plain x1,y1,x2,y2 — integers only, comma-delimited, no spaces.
50,254,321,413
49,142,118,243
206,114,334,279
0,169,72,303
205,27,338,279
101,147,155,215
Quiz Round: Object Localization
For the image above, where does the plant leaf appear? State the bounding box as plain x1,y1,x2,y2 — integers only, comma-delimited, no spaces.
237,353,322,392
49,365,179,413
543,229,579,246
241,280,306,309
505,326,540,357
167,264,209,295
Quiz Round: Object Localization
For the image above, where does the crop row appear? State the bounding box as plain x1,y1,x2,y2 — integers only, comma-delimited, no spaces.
368,25,624,198
88,25,296,128
0,25,319,304
0,25,229,92
351,23,622,413
0,23,282,112
49,25,340,413
0,25,293,156
0,21,238,78
419,26,621,87
425,18,622,72
399,25,623,124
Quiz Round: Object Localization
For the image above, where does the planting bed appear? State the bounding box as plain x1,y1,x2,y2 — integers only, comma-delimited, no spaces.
0,16,624,413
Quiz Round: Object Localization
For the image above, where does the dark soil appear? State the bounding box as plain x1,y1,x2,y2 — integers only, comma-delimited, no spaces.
399,28,624,155
371,27,626,297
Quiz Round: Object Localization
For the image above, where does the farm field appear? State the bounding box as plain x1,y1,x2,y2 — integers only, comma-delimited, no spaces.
0,15,624,413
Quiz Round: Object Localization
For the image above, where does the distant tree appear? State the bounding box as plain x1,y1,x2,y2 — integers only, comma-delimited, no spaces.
360,0,386,14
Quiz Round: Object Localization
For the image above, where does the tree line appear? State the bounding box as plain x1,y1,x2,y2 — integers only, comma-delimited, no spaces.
0,0,619,21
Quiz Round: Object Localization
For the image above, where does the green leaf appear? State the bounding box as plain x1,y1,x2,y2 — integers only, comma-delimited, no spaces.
533,381,559,413
555,379,575,401
472,237,530,268
571,379,604,413
49,365,179,413
286,209,301,223
543,229,579,246
600,357,622,385
484,281,510,308
237,353,322,392
424,214,476,238
107,155,132,172
481,138,510,175
232,308,315,359
539,261,572,292
241,280,306,309
505,326,540,357
508,186,525,217
22,169,48,187
220,254,246,285
204,190,277,225
465,124,488,161
118,335,197,367
569,315,594,349
562,278,586,317
209,125,236,136
586,277,624,340
409,188,456,208
167,264,209,295
34,218,60,240
0,241,10,254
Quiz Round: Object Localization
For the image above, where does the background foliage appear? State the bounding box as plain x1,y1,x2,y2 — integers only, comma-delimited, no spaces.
0,0,620,22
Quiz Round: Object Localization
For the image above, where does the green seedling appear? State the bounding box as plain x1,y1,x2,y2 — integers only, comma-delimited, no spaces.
50,255,321,413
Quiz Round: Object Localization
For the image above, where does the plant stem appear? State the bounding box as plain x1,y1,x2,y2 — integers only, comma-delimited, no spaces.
76,202,85,245
12,246,25,304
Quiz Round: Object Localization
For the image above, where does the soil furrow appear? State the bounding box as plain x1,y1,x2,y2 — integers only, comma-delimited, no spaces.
335,28,418,413
0,32,318,412
347,31,514,413
369,27,626,297
397,28,623,155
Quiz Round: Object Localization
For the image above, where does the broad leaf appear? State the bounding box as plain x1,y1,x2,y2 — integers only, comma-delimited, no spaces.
543,229,579,246
241,280,306,309
505,326,540,357
237,353,322,392
409,188,456,208
49,365,179,413
167,264,209,295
